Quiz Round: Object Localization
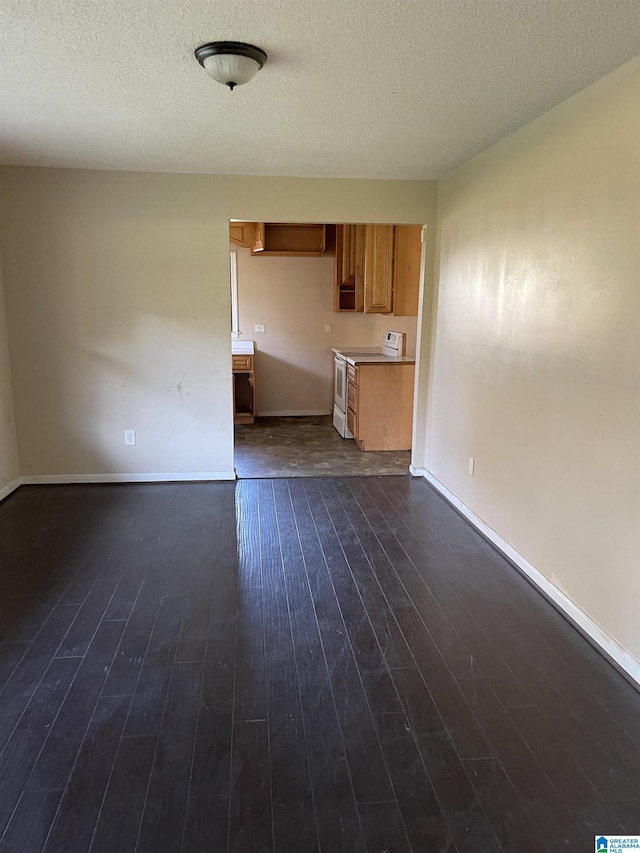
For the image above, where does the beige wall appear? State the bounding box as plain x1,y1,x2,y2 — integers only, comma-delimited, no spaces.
0,169,436,477
0,249,19,491
424,58,640,663
234,245,417,415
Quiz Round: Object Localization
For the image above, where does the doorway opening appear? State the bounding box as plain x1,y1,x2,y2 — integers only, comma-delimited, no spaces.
229,221,425,479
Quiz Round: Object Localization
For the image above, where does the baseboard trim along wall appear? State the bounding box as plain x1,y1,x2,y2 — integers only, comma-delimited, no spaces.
410,465,640,689
21,472,237,484
0,476,22,503
257,409,332,417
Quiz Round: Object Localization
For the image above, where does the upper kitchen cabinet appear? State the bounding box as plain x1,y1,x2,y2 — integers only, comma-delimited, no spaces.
392,225,422,317
229,222,254,248
250,223,327,256
334,223,422,316
334,224,364,311
364,224,395,314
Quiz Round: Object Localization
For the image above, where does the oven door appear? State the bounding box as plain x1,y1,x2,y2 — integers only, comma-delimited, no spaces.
334,356,348,413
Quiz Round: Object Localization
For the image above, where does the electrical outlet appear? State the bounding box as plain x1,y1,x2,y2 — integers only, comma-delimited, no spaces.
124,429,136,446
468,457,475,477
255,323,266,334
324,323,332,334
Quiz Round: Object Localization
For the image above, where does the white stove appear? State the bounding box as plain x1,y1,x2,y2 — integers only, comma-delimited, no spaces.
332,331,407,438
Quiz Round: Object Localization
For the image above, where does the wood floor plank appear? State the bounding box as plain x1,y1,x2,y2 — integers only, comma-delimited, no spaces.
457,675,585,850
319,622,395,804
306,481,401,713
299,682,366,853
464,758,547,853
0,605,80,753
393,606,492,760
55,568,123,657
182,794,229,853
26,619,127,793
259,482,294,664
209,484,240,623
175,555,217,663
359,801,411,853
136,661,203,853
88,735,156,853
234,587,267,721
287,480,344,628
42,695,131,853
189,620,235,801
266,657,319,853
0,790,62,853
0,657,80,834
102,563,144,621
608,798,640,833
101,576,167,698
273,481,327,685
390,667,480,817
0,642,29,693
374,711,456,851
123,595,187,737
236,480,262,589
605,699,640,749
507,704,618,831
228,720,273,853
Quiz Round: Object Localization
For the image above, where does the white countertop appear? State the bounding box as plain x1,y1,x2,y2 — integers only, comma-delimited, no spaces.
344,353,415,365
331,346,381,356
332,346,415,365
232,340,255,355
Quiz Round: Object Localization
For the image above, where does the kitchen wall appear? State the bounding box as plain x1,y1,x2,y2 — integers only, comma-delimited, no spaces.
233,245,418,416
422,57,640,667
0,170,437,479
0,247,20,496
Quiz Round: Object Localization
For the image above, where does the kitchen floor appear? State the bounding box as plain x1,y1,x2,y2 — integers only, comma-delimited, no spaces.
234,415,411,478
0,479,637,852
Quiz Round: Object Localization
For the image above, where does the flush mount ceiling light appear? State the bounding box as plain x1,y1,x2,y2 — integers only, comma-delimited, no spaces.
195,41,267,91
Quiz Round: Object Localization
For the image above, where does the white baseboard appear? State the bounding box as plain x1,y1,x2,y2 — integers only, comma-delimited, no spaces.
410,465,640,688
256,409,331,417
21,472,237,485
0,475,22,502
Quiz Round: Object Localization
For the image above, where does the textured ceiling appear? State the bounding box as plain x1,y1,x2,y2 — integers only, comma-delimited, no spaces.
0,0,639,179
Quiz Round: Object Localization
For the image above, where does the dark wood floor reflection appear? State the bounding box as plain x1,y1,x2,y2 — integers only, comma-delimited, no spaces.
234,415,411,478
0,479,638,853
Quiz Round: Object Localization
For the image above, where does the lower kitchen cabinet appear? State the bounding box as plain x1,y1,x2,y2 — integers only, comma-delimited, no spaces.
232,354,255,424
347,362,414,451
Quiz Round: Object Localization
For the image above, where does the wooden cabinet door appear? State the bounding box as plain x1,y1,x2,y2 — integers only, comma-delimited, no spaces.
339,225,352,284
392,225,422,316
229,222,253,248
334,225,365,312
364,225,394,314
352,225,365,311
252,222,265,253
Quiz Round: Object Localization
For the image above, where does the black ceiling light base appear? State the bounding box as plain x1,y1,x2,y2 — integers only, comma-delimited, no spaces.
194,41,267,70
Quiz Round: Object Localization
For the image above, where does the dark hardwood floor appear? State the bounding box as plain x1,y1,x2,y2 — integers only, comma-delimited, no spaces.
0,478,638,852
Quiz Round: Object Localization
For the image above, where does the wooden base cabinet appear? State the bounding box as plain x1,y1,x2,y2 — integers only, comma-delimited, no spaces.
232,355,255,424
347,362,414,451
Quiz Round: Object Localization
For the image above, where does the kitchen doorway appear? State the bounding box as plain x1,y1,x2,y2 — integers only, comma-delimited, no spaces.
229,221,426,479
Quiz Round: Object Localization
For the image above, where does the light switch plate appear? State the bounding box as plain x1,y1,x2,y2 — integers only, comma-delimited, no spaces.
255,323,266,333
